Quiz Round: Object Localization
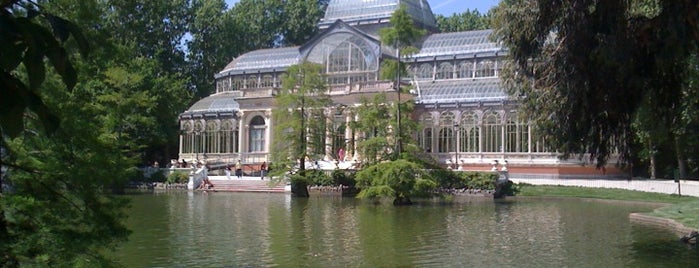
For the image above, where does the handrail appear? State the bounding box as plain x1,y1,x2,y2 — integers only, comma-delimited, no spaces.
187,167,208,190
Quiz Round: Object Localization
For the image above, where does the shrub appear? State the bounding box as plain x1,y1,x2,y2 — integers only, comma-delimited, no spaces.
166,171,189,184
148,170,167,183
332,170,356,187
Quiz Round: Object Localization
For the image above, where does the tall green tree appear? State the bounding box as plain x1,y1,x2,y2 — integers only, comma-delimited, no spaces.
378,4,425,157
492,0,699,171
272,62,331,197
435,9,491,33
1,1,132,266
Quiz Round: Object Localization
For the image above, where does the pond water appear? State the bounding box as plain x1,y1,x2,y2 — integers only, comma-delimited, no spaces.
111,192,698,267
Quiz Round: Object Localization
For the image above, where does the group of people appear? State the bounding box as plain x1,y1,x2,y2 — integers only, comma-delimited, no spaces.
225,160,269,180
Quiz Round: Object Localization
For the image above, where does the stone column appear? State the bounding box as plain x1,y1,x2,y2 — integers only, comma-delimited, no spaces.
265,110,272,161
237,112,245,162
325,108,333,161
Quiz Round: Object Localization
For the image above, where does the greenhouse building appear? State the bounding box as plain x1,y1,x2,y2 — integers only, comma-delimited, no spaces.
178,0,625,179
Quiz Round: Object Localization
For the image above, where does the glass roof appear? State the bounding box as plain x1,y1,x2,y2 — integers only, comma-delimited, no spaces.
321,0,436,29
219,47,300,75
414,78,508,104
183,93,240,114
413,30,501,58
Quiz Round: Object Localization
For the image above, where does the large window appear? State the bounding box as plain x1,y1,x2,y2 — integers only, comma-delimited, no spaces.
505,112,529,153
194,121,204,154
460,112,479,152
419,114,434,152
181,122,193,154
476,60,495,77
483,111,502,152
438,112,456,153
248,116,266,152
205,121,218,153
332,116,346,160
436,62,453,80
305,33,379,86
221,120,236,154
260,74,274,88
416,63,433,80
232,77,244,90
458,60,474,79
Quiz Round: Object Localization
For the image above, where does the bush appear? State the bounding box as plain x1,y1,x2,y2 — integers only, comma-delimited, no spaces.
166,171,189,184
332,170,356,187
147,170,167,183
307,170,333,186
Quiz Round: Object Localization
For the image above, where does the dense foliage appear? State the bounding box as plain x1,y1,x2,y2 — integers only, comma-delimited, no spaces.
492,0,699,177
435,9,491,33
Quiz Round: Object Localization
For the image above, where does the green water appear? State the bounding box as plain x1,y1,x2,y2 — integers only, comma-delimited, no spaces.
111,192,698,267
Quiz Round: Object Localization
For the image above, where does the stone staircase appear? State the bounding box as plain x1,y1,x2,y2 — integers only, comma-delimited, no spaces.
205,177,288,193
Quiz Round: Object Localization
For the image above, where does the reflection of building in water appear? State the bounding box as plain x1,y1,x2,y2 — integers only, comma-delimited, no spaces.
178,0,625,179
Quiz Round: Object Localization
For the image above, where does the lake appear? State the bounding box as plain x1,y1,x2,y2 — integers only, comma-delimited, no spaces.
111,192,698,267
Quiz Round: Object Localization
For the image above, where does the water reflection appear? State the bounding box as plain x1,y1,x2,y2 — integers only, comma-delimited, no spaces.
112,193,698,267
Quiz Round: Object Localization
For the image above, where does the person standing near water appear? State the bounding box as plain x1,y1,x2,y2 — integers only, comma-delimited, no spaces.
225,164,232,180
260,161,267,180
235,160,242,179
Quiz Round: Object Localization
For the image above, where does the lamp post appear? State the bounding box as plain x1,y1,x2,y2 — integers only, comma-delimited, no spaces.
454,123,459,170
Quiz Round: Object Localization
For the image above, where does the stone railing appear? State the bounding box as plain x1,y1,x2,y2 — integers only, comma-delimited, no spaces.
187,167,207,190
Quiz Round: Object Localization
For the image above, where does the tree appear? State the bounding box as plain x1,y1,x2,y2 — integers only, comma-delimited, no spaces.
187,0,232,100
435,9,491,33
378,4,425,157
355,159,436,205
272,62,331,197
492,0,699,171
350,93,418,165
1,1,132,266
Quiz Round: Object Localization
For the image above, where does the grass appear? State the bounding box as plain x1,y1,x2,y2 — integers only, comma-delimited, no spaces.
516,184,699,230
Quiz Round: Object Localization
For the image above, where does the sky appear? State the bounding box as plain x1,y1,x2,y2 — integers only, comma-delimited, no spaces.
224,0,499,16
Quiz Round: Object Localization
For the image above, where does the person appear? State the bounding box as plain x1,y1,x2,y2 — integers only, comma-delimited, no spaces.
338,148,345,162
199,176,214,190
225,164,232,180
260,161,267,180
235,160,242,179
181,159,187,168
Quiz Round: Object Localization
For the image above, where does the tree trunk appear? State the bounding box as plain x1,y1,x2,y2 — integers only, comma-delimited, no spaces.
675,136,688,179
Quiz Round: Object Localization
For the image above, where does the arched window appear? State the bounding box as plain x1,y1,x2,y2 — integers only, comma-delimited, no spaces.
436,62,453,80
232,77,244,90
416,63,433,80
460,112,479,152
194,121,204,154
505,112,529,153
248,116,266,152
438,112,456,153
458,60,473,79
205,121,218,153
332,116,346,160
246,75,258,88
476,60,495,77
260,74,274,88
419,113,434,152
483,111,502,152
221,120,236,154
181,122,193,154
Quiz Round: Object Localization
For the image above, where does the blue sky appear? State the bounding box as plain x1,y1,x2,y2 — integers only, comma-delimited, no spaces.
224,0,499,16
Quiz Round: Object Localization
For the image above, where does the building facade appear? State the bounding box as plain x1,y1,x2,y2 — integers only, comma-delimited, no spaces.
178,0,625,178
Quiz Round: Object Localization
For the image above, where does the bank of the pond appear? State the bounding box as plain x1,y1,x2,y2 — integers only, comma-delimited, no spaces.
517,184,699,236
